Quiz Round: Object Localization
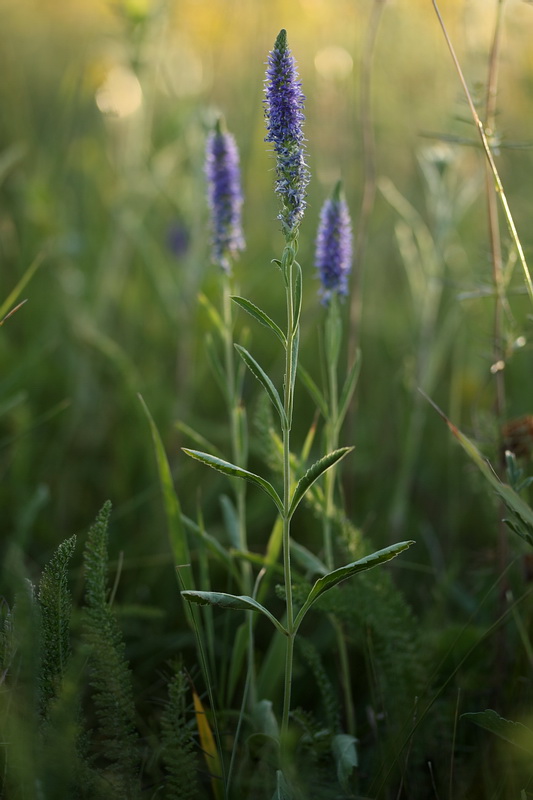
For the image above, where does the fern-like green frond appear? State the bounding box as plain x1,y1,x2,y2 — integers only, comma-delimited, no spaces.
37,534,76,718
161,664,199,800
83,501,140,799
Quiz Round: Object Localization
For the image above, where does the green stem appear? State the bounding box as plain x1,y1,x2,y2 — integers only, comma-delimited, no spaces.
222,273,255,708
323,306,356,737
281,242,297,741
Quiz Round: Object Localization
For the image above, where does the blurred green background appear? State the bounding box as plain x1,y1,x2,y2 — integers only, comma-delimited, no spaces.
2,0,533,649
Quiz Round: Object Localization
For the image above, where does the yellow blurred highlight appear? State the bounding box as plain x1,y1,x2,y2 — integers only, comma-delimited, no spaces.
314,46,353,81
192,687,223,800
95,66,143,117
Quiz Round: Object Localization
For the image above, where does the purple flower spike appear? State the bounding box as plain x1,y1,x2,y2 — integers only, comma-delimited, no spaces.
315,181,353,303
205,119,245,272
264,29,310,235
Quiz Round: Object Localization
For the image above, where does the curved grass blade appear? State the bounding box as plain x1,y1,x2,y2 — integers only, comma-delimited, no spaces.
0,252,43,322
234,344,288,427
337,350,362,431
288,447,353,520
139,395,194,626
298,363,329,420
183,448,283,515
294,541,415,631
175,420,223,460
421,390,533,541
181,590,287,636
231,296,286,346
192,685,224,800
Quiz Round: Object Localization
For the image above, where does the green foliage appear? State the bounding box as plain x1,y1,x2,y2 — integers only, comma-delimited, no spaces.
82,501,140,799
37,533,76,717
161,665,200,800
296,638,340,734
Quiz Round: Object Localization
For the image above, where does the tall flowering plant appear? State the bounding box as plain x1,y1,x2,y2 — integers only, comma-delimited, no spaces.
180,29,414,790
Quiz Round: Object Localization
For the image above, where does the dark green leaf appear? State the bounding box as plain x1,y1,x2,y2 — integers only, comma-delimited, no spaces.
235,344,287,428
181,590,287,635
288,447,353,520
231,296,286,346
182,448,283,515
332,734,358,790
462,710,533,753
294,541,415,631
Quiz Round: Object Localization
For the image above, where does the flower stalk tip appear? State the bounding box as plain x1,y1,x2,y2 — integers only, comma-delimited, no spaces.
205,118,245,272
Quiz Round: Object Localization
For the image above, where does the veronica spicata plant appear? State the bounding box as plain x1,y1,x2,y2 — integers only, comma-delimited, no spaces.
181,30,414,789
205,117,245,272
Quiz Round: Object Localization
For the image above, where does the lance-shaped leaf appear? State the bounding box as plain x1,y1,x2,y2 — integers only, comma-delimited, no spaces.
235,344,288,428
288,447,353,520
181,590,287,636
231,296,286,346
298,363,329,419
293,541,414,632
182,448,283,515
462,709,533,754
292,261,303,332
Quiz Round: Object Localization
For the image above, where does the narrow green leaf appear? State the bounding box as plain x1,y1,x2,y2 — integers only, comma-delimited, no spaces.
294,541,415,631
181,590,287,636
0,252,43,322
182,448,283,515
301,412,319,463
175,420,223,460
421,391,533,540
235,344,287,427
139,396,194,597
288,447,353,520
462,710,533,753
198,291,225,339
289,327,299,417
205,333,228,400
337,350,362,430
231,296,286,346
290,539,328,576
220,494,240,550
292,261,303,332
298,363,329,419
332,734,358,790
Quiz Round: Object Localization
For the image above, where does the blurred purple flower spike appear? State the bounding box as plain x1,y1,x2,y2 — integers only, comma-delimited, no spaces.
205,118,245,272
315,181,353,303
